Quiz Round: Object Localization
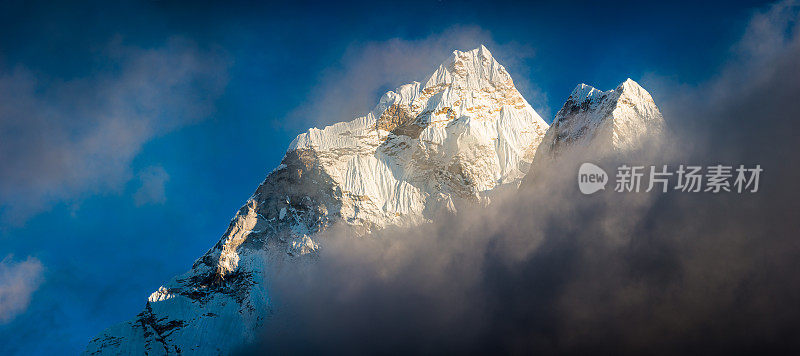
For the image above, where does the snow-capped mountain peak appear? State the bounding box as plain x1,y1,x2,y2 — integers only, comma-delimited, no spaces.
542,78,664,155
565,82,604,106
85,46,549,355
424,45,512,89
521,78,665,187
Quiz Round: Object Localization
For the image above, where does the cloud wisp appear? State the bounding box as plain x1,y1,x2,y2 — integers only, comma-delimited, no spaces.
0,256,43,324
133,165,170,206
0,38,229,225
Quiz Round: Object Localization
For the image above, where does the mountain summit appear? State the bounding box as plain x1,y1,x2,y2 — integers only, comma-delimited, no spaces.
521,78,665,187
86,46,549,355
541,78,663,155
542,78,664,153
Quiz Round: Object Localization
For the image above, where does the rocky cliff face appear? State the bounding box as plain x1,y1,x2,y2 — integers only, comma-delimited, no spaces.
85,45,549,355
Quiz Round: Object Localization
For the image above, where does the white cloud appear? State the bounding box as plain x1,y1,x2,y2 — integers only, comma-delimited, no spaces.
736,0,800,67
0,38,230,225
0,255,44,324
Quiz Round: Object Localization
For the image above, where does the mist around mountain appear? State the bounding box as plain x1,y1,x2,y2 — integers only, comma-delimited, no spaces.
249,46,800,353
89,2,800,352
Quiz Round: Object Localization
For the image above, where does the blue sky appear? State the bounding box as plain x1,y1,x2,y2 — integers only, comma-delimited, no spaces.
0,0,779,353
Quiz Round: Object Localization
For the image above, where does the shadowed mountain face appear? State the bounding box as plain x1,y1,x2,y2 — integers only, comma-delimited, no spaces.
85,46,552,355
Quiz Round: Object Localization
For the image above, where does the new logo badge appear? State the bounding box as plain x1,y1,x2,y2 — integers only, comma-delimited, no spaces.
578,163,608,195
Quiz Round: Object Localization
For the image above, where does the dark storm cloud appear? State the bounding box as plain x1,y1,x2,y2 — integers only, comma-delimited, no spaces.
0,38,229,225
243,1,800,354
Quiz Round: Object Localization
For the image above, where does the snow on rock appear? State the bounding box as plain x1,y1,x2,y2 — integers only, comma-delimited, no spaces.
85,45,549,355
287,235,320,256
148,287,175,303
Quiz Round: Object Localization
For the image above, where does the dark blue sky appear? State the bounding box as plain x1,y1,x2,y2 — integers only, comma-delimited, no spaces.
0,0,775,353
